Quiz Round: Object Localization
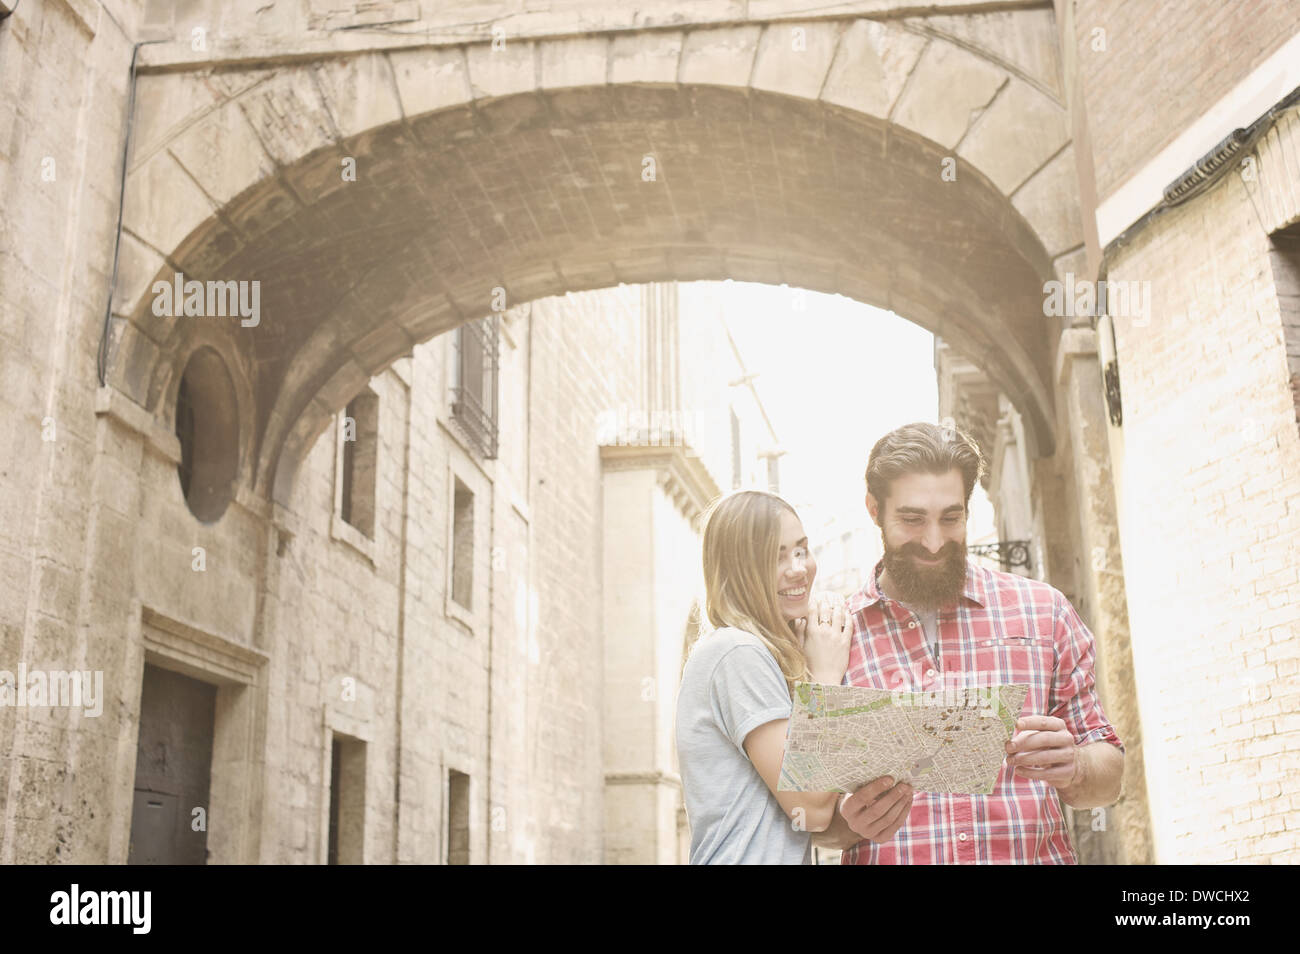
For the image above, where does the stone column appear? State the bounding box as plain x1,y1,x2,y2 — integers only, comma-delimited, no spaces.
1056,327,1153,865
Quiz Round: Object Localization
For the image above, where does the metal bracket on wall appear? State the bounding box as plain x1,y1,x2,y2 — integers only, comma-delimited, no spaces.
1103,359,1123,427
967,540,1033,571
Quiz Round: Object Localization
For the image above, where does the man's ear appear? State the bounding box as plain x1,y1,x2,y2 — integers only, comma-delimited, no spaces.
865,492,881,526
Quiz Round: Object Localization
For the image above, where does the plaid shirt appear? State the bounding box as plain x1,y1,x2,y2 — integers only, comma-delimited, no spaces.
840,558,1123,864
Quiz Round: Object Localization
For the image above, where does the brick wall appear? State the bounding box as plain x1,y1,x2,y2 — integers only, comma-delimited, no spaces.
1074,0,1300,197
1108,166,1300,863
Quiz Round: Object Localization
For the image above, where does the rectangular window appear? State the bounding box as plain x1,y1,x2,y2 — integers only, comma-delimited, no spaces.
447,770,470,865
451,479,474,610
452,315,500,459
341,388,379,538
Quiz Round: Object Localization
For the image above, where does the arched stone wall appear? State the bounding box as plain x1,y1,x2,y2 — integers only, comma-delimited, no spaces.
107,17,1082,508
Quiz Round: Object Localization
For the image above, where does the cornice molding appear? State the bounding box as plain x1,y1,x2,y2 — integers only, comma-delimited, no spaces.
604,770,682,789
599,442,721,521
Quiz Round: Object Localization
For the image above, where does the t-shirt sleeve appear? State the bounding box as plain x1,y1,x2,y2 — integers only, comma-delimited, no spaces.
708,643,794,759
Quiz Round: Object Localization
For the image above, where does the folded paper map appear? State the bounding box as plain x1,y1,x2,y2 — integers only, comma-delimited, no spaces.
777,682,1029,795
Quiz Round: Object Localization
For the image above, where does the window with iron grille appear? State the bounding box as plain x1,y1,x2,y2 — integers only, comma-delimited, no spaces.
451,315,500,459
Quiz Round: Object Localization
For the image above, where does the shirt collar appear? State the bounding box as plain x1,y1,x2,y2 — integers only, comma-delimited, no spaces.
847,555,988,614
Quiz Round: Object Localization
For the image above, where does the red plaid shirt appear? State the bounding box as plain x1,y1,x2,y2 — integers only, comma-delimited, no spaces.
840,558,1123,864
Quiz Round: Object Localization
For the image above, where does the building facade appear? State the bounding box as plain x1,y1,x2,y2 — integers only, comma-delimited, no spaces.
1,0,1297,865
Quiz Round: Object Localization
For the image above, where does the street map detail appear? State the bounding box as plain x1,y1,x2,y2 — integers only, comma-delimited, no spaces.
777,682,1030,795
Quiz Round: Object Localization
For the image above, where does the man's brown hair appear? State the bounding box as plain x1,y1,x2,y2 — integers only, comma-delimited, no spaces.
865,421,986,512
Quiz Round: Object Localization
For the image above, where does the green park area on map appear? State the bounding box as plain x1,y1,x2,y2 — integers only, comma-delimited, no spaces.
777,682,1030,795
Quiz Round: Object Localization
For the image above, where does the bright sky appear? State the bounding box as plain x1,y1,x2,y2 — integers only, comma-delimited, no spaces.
678,280,996,551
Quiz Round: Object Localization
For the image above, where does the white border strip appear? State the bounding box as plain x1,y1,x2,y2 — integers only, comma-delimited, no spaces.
1096,29,1300,247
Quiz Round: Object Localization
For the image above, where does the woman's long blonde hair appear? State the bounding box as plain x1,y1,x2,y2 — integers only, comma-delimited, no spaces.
697,490,812,694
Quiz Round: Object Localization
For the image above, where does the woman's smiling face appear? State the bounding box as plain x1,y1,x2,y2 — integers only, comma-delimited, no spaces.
775,508,816,621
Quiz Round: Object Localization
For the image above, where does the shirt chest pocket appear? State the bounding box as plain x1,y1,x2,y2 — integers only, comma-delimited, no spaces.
974,636,1056,702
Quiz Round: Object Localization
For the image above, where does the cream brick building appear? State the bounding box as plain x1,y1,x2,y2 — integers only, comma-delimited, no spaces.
1,0,1298,864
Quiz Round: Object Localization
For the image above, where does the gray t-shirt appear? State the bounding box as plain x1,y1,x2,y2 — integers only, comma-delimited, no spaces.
904,603,940,660
674,626,813,865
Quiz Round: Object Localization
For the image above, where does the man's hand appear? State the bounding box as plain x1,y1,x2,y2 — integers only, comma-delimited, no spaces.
1004,715,1079,789
841,775,913,842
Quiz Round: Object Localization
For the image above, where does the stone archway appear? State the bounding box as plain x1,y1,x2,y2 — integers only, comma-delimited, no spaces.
107,17,1080,510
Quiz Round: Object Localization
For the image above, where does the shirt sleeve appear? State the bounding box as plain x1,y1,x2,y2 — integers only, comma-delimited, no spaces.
708,644,794,760
1051,593,1125,753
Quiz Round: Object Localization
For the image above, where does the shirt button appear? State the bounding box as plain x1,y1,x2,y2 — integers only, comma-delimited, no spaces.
958,833,968,841
926,669,936,678
908,621,917,629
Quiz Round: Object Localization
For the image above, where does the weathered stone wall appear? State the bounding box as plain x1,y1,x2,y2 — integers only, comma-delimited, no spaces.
0,0,657,861
0,0,149,863
264,285,649,864
519,287,642,862
261,364,409,863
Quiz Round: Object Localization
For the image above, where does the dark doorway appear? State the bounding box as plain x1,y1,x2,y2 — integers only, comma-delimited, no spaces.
327,733,366,864
128,664,216,864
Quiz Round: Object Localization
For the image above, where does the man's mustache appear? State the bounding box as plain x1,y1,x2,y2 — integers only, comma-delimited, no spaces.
898,542,962,559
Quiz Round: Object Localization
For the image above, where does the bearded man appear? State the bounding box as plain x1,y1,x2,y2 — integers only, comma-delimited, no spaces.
814,421,1125,864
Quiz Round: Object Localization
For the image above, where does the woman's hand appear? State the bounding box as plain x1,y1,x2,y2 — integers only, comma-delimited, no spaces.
793,594,852,684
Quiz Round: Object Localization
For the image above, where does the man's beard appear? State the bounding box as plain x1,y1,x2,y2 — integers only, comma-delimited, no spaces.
881,535,967,609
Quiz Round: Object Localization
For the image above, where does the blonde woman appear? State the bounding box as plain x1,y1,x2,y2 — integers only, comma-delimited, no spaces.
674,489,854,864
